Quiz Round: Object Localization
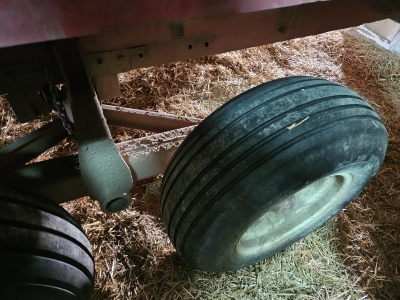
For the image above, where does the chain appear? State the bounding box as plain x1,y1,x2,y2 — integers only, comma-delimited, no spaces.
51,86,75,135
41,48,75,135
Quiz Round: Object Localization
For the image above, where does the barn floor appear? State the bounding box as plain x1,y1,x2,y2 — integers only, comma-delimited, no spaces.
1,30,399,299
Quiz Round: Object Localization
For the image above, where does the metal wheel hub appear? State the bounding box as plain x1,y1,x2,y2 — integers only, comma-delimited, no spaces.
236,173,354,256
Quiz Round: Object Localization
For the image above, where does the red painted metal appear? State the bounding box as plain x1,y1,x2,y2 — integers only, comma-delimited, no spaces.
0,0,325,48
2,0,399,50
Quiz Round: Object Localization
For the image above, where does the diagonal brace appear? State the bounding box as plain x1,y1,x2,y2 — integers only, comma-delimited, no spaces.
54,39,133,213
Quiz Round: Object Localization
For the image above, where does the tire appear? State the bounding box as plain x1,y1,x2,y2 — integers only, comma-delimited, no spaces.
160,76,388,272
0,187,95,300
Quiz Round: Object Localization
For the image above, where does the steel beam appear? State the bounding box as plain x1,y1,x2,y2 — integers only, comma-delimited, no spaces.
1,0,400,50
80,0,400,80
0,0,329,48
0,155,84,203
0,119,68,169
103,105,201,132
0,126,196,204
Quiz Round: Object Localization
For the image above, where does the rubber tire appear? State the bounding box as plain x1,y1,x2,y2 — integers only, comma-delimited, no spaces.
161,76,388,272
0,187,95,300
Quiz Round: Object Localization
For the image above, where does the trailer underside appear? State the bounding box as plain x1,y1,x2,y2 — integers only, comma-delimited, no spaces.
0,1,398,298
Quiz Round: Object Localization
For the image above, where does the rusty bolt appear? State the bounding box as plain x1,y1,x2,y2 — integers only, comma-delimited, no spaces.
97,58,103,65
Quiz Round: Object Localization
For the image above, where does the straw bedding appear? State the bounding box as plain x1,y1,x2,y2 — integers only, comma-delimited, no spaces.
0,30,399,299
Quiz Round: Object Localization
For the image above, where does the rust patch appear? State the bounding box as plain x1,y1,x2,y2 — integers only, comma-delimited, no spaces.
277,6,298,35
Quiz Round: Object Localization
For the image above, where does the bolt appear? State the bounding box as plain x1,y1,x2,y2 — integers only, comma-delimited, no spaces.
118,55,125,61
97,58,103,65
278,25,287,34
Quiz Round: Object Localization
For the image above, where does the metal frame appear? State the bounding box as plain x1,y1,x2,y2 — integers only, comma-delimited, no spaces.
103,105,201,132
54,40,134,213
0,0,400,212
0,0,334,48
0,106,198,205
0,119,67,169
0,126,196,204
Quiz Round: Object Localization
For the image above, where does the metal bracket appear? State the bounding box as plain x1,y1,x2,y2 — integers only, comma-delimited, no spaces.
54,39,133,213
0,126,196,204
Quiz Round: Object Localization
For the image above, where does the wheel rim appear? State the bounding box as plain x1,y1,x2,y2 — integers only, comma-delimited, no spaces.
236,173,354,257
